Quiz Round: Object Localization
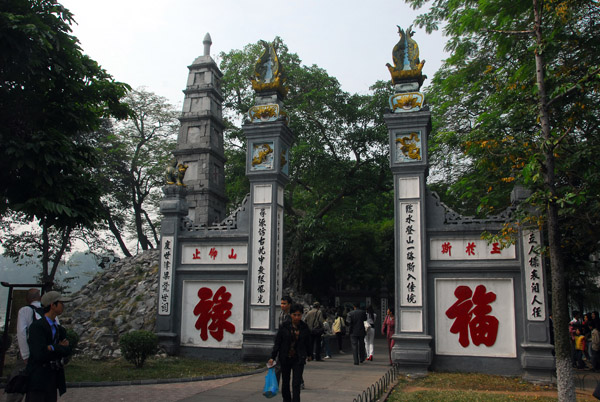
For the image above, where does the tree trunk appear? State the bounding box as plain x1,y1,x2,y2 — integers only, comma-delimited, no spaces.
132,187,150,250
41,218,52,292
105,210,132,257
532,0,575,399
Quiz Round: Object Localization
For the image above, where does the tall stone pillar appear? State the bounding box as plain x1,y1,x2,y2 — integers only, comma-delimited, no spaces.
156,186,188,355
175,33,227,225
512,187,555,382
384,26,432,374
241,41,294,360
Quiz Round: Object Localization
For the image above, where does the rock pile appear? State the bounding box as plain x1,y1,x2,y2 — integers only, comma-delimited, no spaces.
60,250,160,359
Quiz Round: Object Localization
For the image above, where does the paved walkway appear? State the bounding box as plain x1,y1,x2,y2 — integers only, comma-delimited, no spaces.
4,338,600,402
1,338,392,402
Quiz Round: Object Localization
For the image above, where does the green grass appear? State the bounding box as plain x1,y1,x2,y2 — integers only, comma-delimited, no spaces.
387,389,557,402
2,355,261,383
387,372,559,402
64,356,261,382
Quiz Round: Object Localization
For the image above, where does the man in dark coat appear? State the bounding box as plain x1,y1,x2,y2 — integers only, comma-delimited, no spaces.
304,302,324,361
26,291,72,402
269,303,311,402
346,304,367,365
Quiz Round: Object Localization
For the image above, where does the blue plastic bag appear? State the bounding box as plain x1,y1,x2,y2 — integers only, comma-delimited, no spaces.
263,367,278,398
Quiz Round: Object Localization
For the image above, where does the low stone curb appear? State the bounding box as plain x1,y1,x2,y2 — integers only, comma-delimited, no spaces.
65,367,266,388
0,367,266,389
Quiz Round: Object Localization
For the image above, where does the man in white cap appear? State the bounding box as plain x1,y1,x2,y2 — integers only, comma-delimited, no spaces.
6,288,44,402
25,291,72,402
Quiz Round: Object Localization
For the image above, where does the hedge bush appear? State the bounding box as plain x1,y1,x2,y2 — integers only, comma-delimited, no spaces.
118,330,158,368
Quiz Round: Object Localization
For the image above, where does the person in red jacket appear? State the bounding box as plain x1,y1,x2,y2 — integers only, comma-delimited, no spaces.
381,307,395,365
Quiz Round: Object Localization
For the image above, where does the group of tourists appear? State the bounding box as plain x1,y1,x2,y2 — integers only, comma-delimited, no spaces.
269,297,396,402
569,310,600,371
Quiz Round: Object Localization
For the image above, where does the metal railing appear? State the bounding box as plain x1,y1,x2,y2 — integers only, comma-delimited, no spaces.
353,364,401,402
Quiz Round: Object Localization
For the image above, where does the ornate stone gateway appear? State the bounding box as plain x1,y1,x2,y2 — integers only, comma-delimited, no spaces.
156,36,292,360
156,30,554,381
384,27,554,382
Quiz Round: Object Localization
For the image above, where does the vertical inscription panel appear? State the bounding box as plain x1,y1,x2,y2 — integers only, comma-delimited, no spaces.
399,202,422,307
251,206,271,305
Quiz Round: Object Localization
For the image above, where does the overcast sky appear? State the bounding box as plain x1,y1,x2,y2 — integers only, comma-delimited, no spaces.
59,0,448,108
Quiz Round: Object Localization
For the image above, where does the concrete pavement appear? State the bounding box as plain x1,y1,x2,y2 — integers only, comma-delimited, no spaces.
1,338,392,402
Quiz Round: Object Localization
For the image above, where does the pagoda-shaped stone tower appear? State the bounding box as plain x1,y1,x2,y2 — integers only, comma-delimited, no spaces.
174,33,227,225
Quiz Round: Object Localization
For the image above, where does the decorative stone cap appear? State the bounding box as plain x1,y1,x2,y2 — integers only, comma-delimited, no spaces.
250,40,288,98
386,25,427,90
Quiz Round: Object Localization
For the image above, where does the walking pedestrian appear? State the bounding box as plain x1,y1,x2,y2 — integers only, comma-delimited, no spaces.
26,291,73,401
364,305,376,361
346,304,367,365
332,308,346,353
268,303,311,402
382,307,395,365
304,302,325,361
6,288,44,402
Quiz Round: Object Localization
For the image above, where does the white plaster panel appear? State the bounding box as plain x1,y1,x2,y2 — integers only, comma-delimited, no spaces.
435,278,516,358
251,307,270,329
253,184,272,204
398,177,420,199
430,238,516,260
276,207,283,307
181,244,248,264
158,236,174,315
251,206,271,305
400,310,423,332
399,202,422,307
277,185,284,206
522,230,546,321
180,280,244,349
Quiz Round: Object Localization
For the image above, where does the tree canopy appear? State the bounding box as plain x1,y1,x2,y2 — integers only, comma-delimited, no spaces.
219,39,395,299
0,0,130,288
405,0,600,399
95,88,179,256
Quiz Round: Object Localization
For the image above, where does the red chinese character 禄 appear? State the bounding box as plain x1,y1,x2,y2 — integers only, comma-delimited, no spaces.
445,285,499,348
193,286,236,342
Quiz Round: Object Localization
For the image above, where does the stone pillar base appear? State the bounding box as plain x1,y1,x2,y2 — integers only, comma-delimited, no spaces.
392,334,432,375
157,331,179,356
242,330,276,362
521,343,555,384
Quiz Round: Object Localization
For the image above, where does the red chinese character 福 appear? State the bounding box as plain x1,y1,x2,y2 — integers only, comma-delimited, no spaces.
193,286,236,341
441,242,452,256
445,285,499,347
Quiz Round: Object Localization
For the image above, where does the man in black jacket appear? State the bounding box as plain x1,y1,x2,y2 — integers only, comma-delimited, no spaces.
269,304,311,402
346,304,367,365
26,291,72,402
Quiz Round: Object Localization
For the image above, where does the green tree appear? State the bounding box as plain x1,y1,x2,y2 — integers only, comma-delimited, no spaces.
219,39,395,296
0,0,130,290
406,0,600,399
96,88,179,254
